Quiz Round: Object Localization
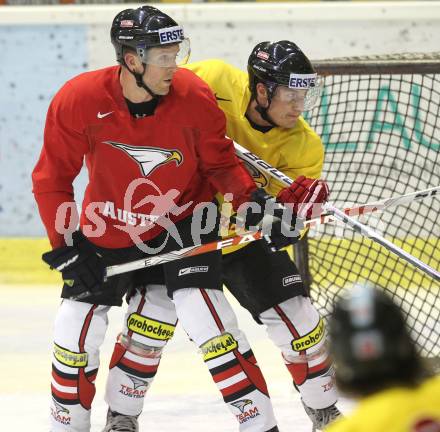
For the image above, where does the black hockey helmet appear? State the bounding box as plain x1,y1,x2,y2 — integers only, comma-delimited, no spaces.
248,41,315,89
248,40,320,110
111,5,189,66
329,283,422,394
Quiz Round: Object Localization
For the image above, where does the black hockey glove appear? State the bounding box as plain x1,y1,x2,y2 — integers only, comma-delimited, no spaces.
42,231,105,300
240,188,303,251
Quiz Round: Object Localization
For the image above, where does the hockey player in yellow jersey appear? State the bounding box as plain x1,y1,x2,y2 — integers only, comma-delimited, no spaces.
326,283,440,432
186,47,323,199
185,41,342,431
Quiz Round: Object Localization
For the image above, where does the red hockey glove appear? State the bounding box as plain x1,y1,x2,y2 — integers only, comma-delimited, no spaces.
277,176,329,220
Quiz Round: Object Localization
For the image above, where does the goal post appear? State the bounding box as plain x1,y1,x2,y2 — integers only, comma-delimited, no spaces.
297,52,440,360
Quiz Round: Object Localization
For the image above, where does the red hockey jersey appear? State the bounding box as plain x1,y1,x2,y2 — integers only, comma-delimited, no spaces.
32,66,256,249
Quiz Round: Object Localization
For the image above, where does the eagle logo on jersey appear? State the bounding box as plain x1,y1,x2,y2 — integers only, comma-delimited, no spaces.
241,159,268,188
231,399,253,413
104,141,183,177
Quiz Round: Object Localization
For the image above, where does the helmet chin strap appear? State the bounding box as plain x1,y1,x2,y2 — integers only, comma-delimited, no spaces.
255,103,278,127
255,84,278,127
129,63,161,100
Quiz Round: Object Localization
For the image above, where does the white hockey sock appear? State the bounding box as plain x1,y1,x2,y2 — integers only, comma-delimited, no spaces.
51,300,110,432
105,285,177,416
105,341,161,416
259,296,338,409
173,288,278,431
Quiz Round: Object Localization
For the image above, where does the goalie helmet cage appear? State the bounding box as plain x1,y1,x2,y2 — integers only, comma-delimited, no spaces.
296,52,440,363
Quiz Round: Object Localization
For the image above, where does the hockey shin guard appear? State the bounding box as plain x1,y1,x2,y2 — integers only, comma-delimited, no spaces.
105,285,177,416
173,288,278,431
51,300,110,432
259,296,338,409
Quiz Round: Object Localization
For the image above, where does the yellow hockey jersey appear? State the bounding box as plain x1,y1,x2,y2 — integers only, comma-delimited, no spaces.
325,375,440,432
183,59,324,197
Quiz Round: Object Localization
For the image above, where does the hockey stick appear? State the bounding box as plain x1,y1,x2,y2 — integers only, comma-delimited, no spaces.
106,157,439,279
105,188,439,281
106,147,439,279
234,141,440,229
234,141,440,282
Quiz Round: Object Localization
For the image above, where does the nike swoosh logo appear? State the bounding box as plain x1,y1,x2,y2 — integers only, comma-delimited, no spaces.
97,111,113,119
178,268,190,276
215,94,231,102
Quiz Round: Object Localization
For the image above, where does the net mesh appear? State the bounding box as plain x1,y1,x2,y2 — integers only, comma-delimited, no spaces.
302,53,440,359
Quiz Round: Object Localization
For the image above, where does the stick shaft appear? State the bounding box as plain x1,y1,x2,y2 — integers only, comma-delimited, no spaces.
105,231,263,278
326,203,440,282
235,140,440,281
234,141,440,228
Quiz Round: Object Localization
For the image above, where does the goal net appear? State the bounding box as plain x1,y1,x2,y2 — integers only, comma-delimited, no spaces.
299,53,440,360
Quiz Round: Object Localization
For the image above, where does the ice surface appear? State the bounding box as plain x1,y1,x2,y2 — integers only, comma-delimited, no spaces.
0,285,354,431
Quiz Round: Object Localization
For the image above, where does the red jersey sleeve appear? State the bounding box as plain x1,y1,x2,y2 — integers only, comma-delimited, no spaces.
32,82,89,248
194,86,256,209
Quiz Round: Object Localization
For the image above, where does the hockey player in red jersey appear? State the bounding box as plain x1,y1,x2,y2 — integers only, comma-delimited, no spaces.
99,37,340,432
32,6,308,432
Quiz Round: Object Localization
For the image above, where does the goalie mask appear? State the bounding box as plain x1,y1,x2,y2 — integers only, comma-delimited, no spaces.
329,283,419,392
248,40,321,125
111,6,190,97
